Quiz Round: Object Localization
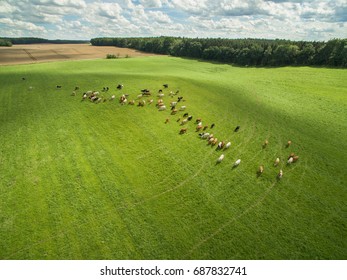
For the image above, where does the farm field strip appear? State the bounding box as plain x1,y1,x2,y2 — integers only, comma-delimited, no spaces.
0,44,159,65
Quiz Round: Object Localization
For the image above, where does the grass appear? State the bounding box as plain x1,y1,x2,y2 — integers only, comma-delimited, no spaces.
0,56,346,259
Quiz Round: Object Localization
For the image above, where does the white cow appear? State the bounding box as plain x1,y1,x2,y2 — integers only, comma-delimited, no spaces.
217,154,225,163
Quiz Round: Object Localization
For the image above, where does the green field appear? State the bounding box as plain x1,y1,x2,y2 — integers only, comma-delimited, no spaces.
0,57,346,259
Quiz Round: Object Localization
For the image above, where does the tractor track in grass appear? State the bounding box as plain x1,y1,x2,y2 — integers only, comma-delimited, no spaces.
51,49,70,60
4,95,282,259
183,157,306,258
5,117,251,258
181,107,302,258
22,49,37,61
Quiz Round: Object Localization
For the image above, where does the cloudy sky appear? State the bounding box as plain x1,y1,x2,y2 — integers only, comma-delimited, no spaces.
0,0,346,41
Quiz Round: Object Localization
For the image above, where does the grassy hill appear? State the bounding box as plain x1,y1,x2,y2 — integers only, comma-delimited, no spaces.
0,57,346,259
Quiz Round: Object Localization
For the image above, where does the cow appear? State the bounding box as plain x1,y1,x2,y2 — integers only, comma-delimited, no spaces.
286,140,292,148
224,142,231,149
117,84,123,90
180,119,188,125
274,158,280,166
138,100,146,107
211,123,215,129
211,138,218,146
263,140,269,148
56,85,62,89
288,153,295,159
119,94,126,103
91,95,98,102
196,125,203,131
217,154,225,163
278,169,283,179
200,132,210,139
234,159,241,167
163,84,168,88
234,126,240,132
195,118,202,124
217,141,225,150
141,89,150,93
180,128,187,134
257,165,264,175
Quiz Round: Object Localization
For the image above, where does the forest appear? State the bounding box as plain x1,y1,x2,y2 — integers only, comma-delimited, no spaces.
0,37,88,45
91,37,347,67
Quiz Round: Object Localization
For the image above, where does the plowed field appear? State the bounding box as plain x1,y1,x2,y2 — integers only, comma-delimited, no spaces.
0,44,158,65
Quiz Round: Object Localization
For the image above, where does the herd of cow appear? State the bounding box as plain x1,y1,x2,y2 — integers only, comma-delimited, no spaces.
69,82,299,180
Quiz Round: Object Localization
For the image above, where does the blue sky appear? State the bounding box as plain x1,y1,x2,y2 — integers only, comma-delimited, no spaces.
0,0,346,41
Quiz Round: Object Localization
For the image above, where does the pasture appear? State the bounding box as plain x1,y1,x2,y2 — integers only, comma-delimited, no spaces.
0,56,346,259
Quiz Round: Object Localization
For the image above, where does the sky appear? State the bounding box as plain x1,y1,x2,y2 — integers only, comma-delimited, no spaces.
0,0,346,41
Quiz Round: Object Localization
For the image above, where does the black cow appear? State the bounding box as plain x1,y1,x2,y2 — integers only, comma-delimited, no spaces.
163,84,168,88
117,84,123,90
234,126,240,132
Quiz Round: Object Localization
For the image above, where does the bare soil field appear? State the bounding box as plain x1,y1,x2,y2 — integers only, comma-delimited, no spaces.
0,44,159,65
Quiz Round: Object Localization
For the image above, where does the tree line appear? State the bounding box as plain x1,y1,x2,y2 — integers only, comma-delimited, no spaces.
91,37,347,67
0,37,89,45
0,38,12,47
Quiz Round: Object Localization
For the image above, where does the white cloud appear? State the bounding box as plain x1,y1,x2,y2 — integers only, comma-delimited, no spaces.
30,0,86,8
140,0,163,8
0,18,46,32
94,2,123,19
0,0,346,40
170,0,208,15
0,1,17,13
148,11,172,23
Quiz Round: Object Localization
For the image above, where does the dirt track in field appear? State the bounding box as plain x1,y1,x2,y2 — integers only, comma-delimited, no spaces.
0,44,160,65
